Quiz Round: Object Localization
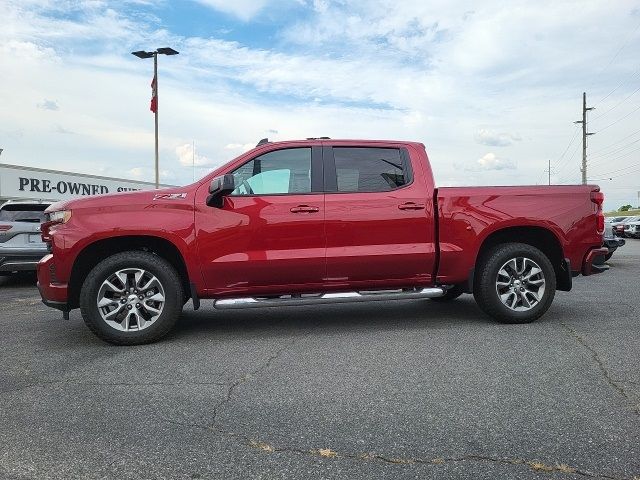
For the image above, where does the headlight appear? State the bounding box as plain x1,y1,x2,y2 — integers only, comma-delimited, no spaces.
48,210,72,224
41,210,72,243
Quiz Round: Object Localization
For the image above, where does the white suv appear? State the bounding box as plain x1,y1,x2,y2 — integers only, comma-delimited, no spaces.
0,200,51,274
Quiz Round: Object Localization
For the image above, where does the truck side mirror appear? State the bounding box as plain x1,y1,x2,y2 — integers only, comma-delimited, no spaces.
207,174,235,207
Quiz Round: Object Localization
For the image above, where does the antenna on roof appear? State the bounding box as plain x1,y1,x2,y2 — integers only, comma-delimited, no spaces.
256,138,269,147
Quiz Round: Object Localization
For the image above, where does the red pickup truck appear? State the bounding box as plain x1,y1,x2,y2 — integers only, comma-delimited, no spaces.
38,139,608,345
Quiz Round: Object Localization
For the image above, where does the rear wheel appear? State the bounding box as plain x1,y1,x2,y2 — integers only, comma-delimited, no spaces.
80,251,183,345
473,243,556,324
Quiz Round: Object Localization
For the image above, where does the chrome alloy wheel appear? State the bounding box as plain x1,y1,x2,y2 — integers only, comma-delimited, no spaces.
495,257,546,311
96,268,165,331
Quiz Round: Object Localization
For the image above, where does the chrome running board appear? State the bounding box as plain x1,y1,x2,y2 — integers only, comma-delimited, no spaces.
213,287,446,310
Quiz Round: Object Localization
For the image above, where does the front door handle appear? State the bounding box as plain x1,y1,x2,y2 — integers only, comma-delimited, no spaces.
290,205,320,213
398,202,425,211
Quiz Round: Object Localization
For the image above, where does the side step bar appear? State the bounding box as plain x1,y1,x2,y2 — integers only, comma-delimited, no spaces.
214,287,446,310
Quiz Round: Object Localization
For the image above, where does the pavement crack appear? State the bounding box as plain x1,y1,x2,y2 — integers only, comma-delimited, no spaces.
561,322,639,415
245,440,632,479
210,337,298,426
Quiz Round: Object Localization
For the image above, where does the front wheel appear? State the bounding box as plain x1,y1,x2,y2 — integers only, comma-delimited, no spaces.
80,251,184,345
473,243,556,324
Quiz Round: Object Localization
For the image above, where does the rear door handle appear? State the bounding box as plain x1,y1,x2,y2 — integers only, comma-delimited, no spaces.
398,202,425,211
290,205,320,213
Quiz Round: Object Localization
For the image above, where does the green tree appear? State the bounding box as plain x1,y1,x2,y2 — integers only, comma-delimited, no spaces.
619,204,633,211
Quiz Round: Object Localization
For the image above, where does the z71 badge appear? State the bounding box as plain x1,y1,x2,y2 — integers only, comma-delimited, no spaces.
153,193,187,200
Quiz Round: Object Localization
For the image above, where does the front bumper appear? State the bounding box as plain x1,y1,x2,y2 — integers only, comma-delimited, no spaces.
582,247,609,276
36,254,69,311
0,248,48,272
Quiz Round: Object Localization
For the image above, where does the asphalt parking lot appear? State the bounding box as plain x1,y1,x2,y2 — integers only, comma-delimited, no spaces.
0,242,638,480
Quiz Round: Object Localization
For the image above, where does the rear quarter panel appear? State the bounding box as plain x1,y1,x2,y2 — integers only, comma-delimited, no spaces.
436,185,602,284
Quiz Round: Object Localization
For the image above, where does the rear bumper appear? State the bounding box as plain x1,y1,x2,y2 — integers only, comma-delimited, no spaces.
0,248,48,272
36,254,70,311
604,237,625,249
582,247,609,276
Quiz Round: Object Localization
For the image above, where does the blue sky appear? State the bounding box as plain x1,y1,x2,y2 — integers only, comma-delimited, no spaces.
1,0,640,209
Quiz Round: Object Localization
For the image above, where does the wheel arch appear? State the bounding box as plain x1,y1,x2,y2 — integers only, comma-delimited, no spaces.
472,226,571,292
68,235,191,309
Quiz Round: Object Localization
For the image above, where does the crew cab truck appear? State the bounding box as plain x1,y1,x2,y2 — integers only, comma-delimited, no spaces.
37,139,608,345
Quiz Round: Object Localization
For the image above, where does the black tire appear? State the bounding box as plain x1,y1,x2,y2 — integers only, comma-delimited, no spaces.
80,251,183,345
473,242,556,324
430,284,465,302
604,252,613,261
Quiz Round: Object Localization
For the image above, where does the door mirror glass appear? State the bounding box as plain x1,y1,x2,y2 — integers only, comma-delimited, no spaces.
207,174,235,207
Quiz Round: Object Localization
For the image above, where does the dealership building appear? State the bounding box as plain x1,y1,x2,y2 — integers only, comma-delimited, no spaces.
0,163,176,204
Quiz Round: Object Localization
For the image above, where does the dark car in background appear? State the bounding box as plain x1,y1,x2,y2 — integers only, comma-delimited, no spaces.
603,221,625,260
0,200,51,275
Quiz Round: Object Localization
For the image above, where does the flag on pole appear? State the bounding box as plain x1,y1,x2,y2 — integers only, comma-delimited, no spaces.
150,75,157,113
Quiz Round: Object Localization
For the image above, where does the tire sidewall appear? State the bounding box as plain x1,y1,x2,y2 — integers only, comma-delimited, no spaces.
80,252,182,344
476,243,556,323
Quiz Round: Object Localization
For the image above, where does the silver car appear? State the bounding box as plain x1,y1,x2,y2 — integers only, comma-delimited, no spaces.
624,220,640,238
0,200,51,274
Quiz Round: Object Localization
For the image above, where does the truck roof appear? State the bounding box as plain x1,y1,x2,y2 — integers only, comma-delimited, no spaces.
254,138,426,148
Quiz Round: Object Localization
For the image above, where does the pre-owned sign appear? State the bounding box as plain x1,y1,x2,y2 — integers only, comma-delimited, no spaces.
0,163,175,201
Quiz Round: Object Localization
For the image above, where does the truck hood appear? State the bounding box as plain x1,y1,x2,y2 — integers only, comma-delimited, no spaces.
45,186,193,213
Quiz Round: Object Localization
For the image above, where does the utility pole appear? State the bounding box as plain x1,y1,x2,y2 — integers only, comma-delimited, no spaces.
574,92,595,184
548,159,551,185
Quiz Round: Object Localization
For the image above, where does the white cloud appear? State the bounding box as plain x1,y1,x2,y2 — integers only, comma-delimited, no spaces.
38,99,59,111
475,152,516,171
474,128,521,147
194,0,271,21
53,124,74,134
175,143,215,167
129,167,144,178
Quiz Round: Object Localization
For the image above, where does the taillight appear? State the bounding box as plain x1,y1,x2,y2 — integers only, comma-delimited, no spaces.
591,190,605,234
0,224,12,232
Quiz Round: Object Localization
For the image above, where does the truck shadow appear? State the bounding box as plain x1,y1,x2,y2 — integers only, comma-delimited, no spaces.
0,272,38,288
170,297,503,341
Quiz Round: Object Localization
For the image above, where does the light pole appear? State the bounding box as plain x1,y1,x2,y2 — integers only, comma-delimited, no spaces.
132,47,179,188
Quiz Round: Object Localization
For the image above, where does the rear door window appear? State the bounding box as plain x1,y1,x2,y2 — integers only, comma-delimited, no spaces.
331,147,410,193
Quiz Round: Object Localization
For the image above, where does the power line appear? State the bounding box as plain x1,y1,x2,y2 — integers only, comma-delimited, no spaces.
556,137,582,175
551,126,580,168
596,102,640,133
591,84,640,121
589,137,640,162
589,146,640,170
589,165,640,180
591,18,640,104
590,127,640,155
590,160,640,177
